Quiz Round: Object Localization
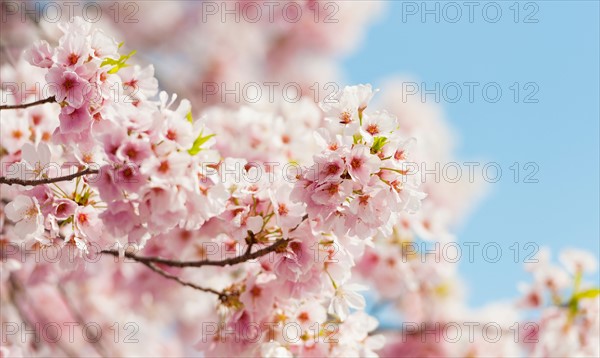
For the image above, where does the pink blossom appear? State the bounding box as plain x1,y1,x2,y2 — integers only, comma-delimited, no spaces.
4,195,44,240
46,67,90,108
55,32,90,69
329,283,367,321
269,183,306,237
24,40,54,68
74,205,103,239
346,144,380,186
52,198,77,220
99,200,140,238
58,105,92,134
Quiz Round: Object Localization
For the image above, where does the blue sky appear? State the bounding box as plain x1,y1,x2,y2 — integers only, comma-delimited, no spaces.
344,1,600,306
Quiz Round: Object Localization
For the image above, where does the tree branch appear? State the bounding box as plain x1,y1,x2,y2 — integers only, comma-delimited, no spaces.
139,260,229,301
101,238,290,268
100,215,307,269
0,96,56,110
0,167,98,186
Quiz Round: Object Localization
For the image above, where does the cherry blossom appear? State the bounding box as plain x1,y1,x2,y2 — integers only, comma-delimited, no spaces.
4,195,44,240
329,283,368,321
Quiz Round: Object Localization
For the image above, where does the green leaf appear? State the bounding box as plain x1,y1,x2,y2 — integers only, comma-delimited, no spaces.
186,111,194,123
188,132,215,156
101,49,137,74
371,136,388,153
573,288,600,300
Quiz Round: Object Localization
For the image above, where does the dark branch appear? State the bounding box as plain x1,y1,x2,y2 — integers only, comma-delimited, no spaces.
100,216,308,269
101,238,290,268
0,167,98,186
139,260,227,300
0,96,56,110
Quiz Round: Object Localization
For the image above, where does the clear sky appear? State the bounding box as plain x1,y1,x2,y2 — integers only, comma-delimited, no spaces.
343,1,600,306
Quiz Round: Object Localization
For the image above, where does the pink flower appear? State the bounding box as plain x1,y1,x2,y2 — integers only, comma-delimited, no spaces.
46,67,89,108
321,84,376,125
159,114,196,150
94,165,123,202
311,180,352,207
314,151,346,182
345,145,380,186
58,105,92,133
52,198,77,220
119,65,159,99
115,163,147,193
6,142,56,181
273,226,317,282
24,40,54,68
269,183,305,237
20,142,54,178
139,185,183,233
359,110,397,145
99,200,140,238
239,273,277,319
4,195,44,240
346,188,391,239
140,152,190,183
90,30,118,60
1,114,30,154
56,32,90,69
74,205,102,239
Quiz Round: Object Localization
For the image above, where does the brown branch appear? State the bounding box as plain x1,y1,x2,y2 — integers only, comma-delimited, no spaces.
0,96,55,110
101,238,290,268
100,215,307,269
0,167,98,186
139,260,228,300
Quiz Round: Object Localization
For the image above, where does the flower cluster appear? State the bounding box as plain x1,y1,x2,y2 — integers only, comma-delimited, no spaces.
518,248,599,357
1,17,416,357
292,84,426,242
3,18,228,266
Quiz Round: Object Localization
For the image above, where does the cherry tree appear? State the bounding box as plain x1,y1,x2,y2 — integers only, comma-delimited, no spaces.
0,5,598,358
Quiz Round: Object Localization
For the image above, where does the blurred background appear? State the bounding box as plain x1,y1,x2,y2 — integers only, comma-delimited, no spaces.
343,0,600,306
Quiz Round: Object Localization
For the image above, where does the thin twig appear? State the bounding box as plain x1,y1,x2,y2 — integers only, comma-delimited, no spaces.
139,260,228,300
0,96,56,110
0,167,98,186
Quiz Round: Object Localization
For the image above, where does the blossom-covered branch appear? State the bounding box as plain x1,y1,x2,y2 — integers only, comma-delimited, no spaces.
101,238,290,269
